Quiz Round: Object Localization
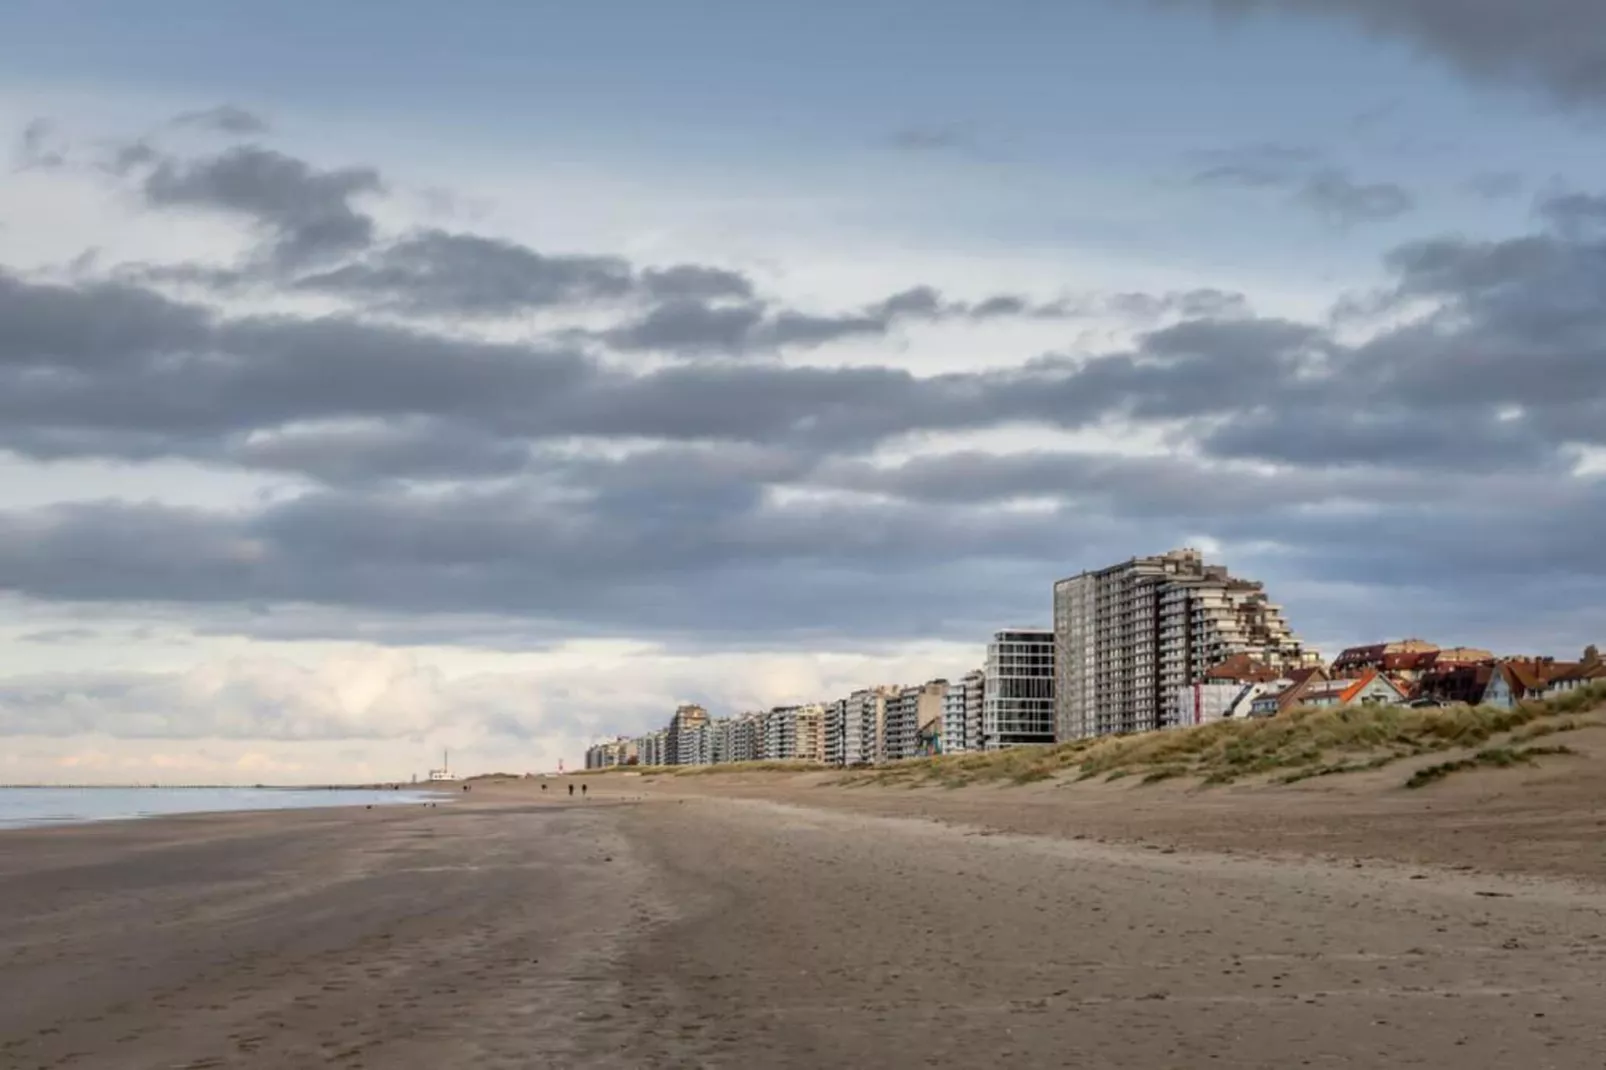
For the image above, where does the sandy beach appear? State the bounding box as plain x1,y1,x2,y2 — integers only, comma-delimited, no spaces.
5,762,1606,1067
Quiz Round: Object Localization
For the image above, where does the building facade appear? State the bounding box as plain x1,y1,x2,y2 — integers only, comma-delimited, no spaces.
1172,681,1272,727
824,698,849,766
983,630,1055,749
941,670,985,754
1295,670,1406,709
843,687,895,766
1054,549,1318,740
666,704,710,766
636,730,666,768
761,707,798,760
882,680,949,761
793,703,827,763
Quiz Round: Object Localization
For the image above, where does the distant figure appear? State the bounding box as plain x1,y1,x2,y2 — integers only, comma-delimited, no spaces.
581,783,587,797
540,783,547,792
568,783,574,797
463,784,471,793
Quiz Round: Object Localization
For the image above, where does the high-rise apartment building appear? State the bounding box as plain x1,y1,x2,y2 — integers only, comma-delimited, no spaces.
882,680,949,761
793,703,827,763
824,698,849,766
637,729,666,768
730,714,761,763
666,703,709,765
709,718,734,765
1053,549,1318,740
982,630,1055,749
762,706,799,760
842,686,896,765
941,671,985,754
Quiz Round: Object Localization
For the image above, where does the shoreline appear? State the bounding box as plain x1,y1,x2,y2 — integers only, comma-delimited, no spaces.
0,784,454,834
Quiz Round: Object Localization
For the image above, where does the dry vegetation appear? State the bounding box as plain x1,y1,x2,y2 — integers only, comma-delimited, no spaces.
1404,745,1578,790
838,683,1606,791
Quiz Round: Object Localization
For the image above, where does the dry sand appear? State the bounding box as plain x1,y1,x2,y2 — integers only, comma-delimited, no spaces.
5,756,1606,1067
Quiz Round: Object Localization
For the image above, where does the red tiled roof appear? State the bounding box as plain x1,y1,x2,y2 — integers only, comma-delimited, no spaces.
1506,661,1549,693
1204,654,1282,683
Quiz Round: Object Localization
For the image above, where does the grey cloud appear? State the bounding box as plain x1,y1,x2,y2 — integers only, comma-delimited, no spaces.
105,140,161,177
1190,143,1414,225
887,125,973,152
969,295,1030,318
1169,0,1606,107
227,419,535,485
169,105,272,135
1189,142,1323,188
14,118,66,170
120,142,1212,342
0,486,1084,644
809,449,1564,517
16,628,102,644
294,230,634,314
599,290,915,355
1105,289,1249,321
1539,192,1606,237
1200,407,1560,471
1297,169,1416,225
5,214,1603,486
3,442,1604,649
0,272,211,371
0,665,443,741
1465,171,1526,200
1348,99,1400,132
872,286,946,318
759,309,889,349
287,230,754,317
142,146,382,266
641,264,755,302
7,150,1606,655
602,300,768,353
598,284,1155,356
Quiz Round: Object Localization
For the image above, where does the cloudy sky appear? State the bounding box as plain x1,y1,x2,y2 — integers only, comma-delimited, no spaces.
3,0,1605,783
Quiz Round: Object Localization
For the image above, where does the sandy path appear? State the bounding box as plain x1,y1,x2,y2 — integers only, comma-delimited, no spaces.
610,795,1606,1068
0,799,659,1069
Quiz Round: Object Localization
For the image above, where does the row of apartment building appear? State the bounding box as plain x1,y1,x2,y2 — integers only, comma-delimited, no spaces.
587,628,1061,769
584,547,1603,770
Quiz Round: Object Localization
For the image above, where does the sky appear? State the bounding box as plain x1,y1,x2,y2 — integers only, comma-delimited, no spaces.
3,0,1606,783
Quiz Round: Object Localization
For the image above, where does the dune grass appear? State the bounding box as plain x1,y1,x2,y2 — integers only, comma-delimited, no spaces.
1405,745,1578,789
836,682,1606,790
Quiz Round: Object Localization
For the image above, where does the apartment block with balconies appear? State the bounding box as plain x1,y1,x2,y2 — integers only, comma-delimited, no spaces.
824,698,849,766
1055,549,1319,741
941,669,984,753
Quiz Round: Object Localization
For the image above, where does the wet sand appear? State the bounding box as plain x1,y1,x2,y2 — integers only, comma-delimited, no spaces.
0,798,658,1069
5,764,1606,1067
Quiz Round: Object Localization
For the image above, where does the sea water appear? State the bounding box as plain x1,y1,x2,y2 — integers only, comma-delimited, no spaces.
0,786,442,830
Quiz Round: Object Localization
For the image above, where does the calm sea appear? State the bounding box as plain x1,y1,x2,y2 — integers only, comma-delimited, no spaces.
0,786,443,830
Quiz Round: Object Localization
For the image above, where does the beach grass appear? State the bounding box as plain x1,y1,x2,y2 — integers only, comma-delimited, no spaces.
1405,745,1579,789
836,682,1606,790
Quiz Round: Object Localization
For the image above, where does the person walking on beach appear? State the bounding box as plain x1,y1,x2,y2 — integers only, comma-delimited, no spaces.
581,783,587,798
568,783,574,797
